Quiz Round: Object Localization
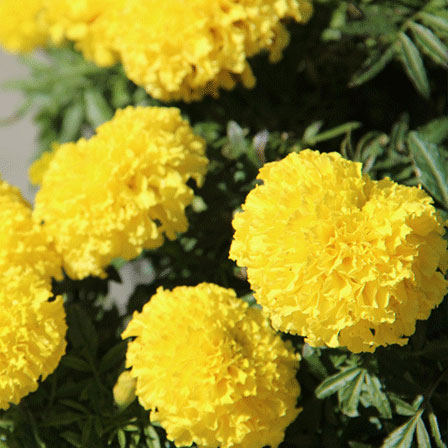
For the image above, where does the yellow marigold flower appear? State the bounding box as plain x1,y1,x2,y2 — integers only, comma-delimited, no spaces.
99,0,313,101
229,150,448,353
122,283,300,448
0,0,47,53
0,178,66,410
33,106,208,280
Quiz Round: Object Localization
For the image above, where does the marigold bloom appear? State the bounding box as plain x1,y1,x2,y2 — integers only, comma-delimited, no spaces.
33,106,208,280
229,150,448,353
96,0,313,101
0,0,312,101
122,283,300,448
0,0,47,53
0,178,66,410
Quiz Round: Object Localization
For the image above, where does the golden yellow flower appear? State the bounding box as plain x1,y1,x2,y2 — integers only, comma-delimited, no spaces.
0,0,312,100
122,283,300,448
32,106,208,280
96,0,313,101
0,178,66,410
0,0,47,53
229,150,448,353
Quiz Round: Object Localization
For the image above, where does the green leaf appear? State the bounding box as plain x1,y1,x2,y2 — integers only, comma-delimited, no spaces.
416,417,431,448
428,410,447,448
315,367,363,399
408,131,448,207
59,101,84,143
41,413,84,427
99,341,127,373
338,370,366,417
419,11,448,35
398,32,430,98
302,345,328,380
60,431,82,448
417,116,448,144
389,395,420,417
84,89,113,129
306,122,362,145
302,121,324,143
66,303,99,355
350,45,397,87
117,429,126,448
382,410,423,448
144,426,161,448
364,373,392,419
60,354,91,372
409,22,448,67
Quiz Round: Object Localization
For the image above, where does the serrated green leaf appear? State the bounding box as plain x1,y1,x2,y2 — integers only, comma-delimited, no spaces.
399,32,430,98
307,122,362,145
339,370,366,417
350,45,397,87
389,396,418,417
382,410,423,448
416,417,431,448
315,367,363,399
410,22,448,66
59,101,84,143
419,11,448,35
364,374,392,419
408,131,448,207
418,116,448,144
428,410,447,448
84,89,113,129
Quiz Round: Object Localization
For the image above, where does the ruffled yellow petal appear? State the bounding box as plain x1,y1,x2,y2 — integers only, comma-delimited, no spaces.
230,150,448,353
123,283,301,448
33,106,208,280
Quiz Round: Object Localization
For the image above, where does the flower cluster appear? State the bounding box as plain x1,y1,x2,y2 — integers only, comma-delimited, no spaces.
230,150,448,353
32,106,208,280
0,0,312,101
0,178,66,409
122,283,301,448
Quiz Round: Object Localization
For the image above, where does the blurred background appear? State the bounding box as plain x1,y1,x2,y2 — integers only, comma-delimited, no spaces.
0,50,35,201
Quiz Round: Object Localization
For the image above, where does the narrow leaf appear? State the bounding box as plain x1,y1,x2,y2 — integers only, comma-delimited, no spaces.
350,45,397,87
339,370,366,417
416,417,431,448
419,12,448,35
315,367,362,399
410,22,448,67
84,89,113,129
399,32,430,98
408,131,448,207
59,101,84,143
307,122,362,145
66,303,98,355
382,410,423,448
364,373,392,419
428,410,447,448
418,116,448,144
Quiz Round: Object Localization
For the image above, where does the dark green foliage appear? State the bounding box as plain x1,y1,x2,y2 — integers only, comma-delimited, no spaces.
2,1,448,447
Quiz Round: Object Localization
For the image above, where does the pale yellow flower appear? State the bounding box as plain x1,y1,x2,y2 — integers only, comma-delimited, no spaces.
122,283,301,448
230,150,448,353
